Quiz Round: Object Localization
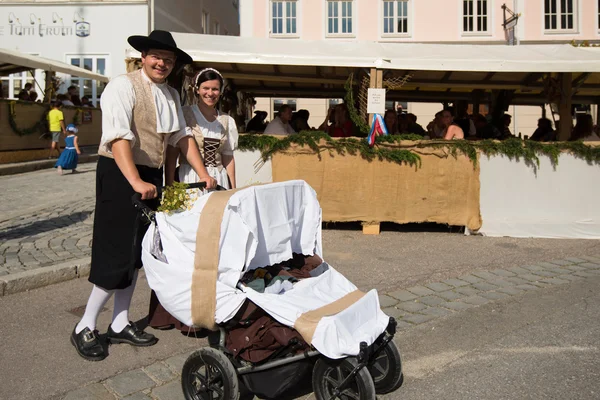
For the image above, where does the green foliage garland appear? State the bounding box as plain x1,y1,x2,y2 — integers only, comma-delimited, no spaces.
238,131,600,171
7,101,48,137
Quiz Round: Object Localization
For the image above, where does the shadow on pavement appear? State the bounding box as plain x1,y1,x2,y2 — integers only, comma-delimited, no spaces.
0,210,93,241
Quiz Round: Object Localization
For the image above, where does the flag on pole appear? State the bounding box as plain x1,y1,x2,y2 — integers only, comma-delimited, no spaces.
366,113,389,146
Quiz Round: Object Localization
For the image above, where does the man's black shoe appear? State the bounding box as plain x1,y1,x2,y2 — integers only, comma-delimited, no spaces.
107,322,158,347
70,326,106,361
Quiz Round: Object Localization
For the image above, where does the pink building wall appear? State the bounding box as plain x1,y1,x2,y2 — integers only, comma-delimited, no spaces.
242,0,599,43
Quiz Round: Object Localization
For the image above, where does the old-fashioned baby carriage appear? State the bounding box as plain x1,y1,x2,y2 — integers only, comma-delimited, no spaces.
138,180,403,400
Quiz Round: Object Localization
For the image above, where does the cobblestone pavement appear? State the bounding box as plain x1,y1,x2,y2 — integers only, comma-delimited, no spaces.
62,255,600,400
0,197,94,276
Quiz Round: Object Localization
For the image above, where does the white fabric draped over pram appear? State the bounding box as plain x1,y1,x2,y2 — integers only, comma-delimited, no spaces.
141,180,390,359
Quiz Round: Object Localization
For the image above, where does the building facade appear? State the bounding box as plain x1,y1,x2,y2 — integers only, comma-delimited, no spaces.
0,0,239,104
240,0,599,134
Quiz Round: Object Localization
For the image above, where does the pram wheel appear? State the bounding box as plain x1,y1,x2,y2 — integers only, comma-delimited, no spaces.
368,340,403,394
312,357,376,400
181,347,240,400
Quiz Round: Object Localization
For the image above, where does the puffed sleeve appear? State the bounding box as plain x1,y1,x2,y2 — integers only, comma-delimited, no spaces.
221,115,239,155
168,90,193,147
98,76,136,153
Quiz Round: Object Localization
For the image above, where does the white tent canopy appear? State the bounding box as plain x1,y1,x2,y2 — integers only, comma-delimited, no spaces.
0,47,109,82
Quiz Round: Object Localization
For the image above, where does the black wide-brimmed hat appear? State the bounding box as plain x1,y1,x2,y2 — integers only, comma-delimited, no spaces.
128,30,193,65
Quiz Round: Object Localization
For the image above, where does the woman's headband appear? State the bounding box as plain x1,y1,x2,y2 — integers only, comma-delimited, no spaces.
194,68,223,88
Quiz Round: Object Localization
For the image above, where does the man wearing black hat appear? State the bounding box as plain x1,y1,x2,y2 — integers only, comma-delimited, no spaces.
71,30,216,361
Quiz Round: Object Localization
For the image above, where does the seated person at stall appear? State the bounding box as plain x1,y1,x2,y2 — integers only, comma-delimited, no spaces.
406,113,426,136
474,114,502,139
291,109,311,132
319,103,353,138
384,109,399,134
569,114,600,141
530,118,556,142
264,105,296,135
246,110,268,132
427,111,445,138
441,109,464,140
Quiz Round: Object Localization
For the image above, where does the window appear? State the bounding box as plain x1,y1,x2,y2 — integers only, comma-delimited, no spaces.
327,1,354,35
271,1,297,36
383,0,409,35
202,11,210,34
462,0,489,34
67,55,107,107
213,21,220,35
1,69,43,100
273,99,297,113
544,0,576,31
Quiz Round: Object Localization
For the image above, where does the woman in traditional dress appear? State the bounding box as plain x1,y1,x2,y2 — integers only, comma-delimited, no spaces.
165,68,238,188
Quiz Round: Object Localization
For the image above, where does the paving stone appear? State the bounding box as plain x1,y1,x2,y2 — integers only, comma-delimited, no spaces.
545,267,573,275
105,369,156,397
382,307,410,319
564,257,587,264
395,320,413,330
547,259,575,266
425,282,453,292
151,380,185,400
579,262,600,269
490,269,516,277
486,278,514,288
537,262,562,269
530,281,553,288
62,383,114,400
436,290,463,301
124,392,153,400
471,282,499,291
442,278,471,288
507,266,531,275
480,291,511,301
539,277,571,285
471,271,500,281
397,301,428,313
503,276,531,285
573,271,598,278
387,289,418,302
420,307,454,317
519,274,542,282
579,255,600,263
402,314,437,325
164,351,194,374
143,362,177,384
406,285,435,297
461,295,490,306
530,270,556,278
379,294,399,308
417,295,446,306
454,286,481,296
522,265,545,272
563,265,588,272
458,275,483,284
496,287,525,296
557,274,583,282
442,301,475,311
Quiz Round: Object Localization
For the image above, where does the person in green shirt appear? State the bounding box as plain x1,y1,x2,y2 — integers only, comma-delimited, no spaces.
47,100,66,158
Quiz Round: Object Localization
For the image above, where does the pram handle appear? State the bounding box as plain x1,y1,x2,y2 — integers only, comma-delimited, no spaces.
131,182,226,219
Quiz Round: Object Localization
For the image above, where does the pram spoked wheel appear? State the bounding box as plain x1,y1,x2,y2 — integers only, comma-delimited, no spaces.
181,347,240,400
312,357,376,400
367,340,403,394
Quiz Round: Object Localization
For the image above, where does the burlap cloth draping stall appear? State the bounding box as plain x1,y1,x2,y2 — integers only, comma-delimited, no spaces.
271,141,482,231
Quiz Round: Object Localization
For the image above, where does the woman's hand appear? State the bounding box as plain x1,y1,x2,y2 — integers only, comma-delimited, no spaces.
199,175,217,189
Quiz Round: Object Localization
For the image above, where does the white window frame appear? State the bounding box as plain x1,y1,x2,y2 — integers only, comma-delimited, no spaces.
65,54,109,107
461,0,491,36
0,65,44,100
326,0,355,37
270,0,298,37
381,0,411,38
543,0,578,33
202,11,210,34
213,20,220,35
597,0,600,33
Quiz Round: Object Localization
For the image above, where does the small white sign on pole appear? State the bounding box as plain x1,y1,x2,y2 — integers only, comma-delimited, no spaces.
367,88,386,114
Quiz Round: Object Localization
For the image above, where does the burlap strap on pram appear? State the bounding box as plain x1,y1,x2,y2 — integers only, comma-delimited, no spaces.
191,187,244,329
294,290,365,344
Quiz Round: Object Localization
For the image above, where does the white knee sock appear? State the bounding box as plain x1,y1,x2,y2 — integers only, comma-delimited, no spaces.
111,270,139,333
76,285,114,333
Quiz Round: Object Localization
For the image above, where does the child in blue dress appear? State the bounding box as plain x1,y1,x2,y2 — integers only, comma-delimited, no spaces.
55,124,81,175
